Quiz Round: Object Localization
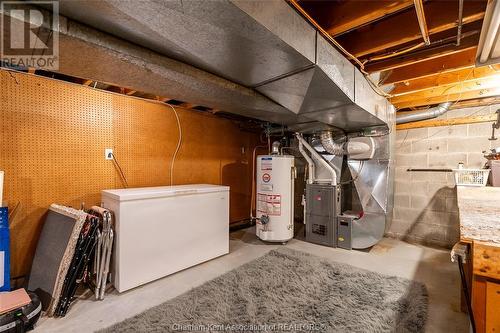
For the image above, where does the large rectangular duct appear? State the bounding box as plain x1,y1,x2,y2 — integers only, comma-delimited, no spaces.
22,0,392,131
1,2,302,125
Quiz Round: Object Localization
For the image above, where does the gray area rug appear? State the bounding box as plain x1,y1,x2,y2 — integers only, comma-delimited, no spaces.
101,248,428,332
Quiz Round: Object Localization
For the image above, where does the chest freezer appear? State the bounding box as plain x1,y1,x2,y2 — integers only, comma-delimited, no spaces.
102,184,229,292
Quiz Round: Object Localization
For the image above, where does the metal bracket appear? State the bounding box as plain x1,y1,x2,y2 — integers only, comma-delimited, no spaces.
488,109,500,141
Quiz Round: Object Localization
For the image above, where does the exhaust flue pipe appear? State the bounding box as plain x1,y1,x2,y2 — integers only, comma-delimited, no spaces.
396,102,452,124
296,133,337,185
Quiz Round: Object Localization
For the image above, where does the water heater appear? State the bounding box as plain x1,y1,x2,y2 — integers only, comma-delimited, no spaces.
256,155,294,243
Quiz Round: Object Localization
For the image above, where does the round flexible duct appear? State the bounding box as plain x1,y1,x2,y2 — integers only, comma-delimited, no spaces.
396,102,452,124
321,131,375,159
320,131,344,155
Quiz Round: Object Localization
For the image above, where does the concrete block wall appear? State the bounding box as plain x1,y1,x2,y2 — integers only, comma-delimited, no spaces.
387,104,499,248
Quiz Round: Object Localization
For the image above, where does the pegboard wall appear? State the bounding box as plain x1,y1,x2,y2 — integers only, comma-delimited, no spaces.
0,70,259,280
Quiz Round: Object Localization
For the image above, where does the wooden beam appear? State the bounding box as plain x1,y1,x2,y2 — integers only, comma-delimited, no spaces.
125,89,137,96
396,112,498,130
180,102,195,109
105,86,123,93
365,34,478,73
298,0,414,37
379,47,477,85
413,0,430,45
156,96,171,102
337,1,485,58
392,82,500,109
391,75,500,105
82,79,93,86
451,96,500,110
389,65,500,96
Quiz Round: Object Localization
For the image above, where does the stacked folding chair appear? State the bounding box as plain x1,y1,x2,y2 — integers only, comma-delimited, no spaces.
88,206,114,301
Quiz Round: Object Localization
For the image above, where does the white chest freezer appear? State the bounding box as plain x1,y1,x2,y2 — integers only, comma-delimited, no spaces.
102,184,229,292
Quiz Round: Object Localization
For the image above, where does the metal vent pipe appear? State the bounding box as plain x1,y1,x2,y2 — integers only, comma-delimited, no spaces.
396,102,452,124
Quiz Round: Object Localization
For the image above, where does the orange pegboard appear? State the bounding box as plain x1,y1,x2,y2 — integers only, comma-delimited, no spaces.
0,70,258,279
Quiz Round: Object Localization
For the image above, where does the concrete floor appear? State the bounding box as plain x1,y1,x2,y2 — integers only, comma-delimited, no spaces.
37,228,468,333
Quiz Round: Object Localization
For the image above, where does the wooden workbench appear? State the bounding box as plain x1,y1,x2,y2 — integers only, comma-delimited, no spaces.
457,186,500,333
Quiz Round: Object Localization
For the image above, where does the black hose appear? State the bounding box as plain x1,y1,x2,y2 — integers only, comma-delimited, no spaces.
457,256,476,333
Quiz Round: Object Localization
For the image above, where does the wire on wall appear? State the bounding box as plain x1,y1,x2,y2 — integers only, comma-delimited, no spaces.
111,152,129,188
167,104,182,186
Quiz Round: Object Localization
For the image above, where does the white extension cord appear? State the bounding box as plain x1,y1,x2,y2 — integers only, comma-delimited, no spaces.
167,104,182,186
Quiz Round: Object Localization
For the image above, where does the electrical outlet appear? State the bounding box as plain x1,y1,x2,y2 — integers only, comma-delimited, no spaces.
105,148,113,160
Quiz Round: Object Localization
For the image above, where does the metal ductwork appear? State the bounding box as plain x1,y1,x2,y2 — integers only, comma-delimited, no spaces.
26,0,392,131
320,131,375,160
396,102,452,124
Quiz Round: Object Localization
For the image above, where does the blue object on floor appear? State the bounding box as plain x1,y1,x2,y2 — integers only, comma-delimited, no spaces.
0,206,10,291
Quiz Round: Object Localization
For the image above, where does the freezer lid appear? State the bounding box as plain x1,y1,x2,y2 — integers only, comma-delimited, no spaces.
101,184,230,201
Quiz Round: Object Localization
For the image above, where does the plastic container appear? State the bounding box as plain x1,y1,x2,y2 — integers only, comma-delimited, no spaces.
0,207,9,291
453,169,490,187
488,160,500,187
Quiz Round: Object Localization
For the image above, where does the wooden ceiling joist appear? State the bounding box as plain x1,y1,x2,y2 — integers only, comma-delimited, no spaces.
392,81,500,109
296,0,490,113
392,75,500,104
379,47,477,85
156,96,170,102
450,96,500,110
396,112,499,130
337,1,485,58
389,65,500,96
365,34,478,73
179,102,196,109
298,0,414,37
105,86,123,94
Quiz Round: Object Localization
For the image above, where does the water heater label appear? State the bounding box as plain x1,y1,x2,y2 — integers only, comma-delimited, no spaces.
261,158,272,171
257,193,281,216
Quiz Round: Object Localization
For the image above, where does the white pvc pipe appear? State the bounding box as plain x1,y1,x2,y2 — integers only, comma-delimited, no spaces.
298,139,315,184
296,134,337,185
479,0,500,63
413,0,430,45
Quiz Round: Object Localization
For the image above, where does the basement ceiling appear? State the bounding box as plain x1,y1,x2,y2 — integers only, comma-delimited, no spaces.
294,0,500,111
22,0,389,130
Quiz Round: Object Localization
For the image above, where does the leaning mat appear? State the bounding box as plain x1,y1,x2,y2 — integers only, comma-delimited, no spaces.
28,204,87,316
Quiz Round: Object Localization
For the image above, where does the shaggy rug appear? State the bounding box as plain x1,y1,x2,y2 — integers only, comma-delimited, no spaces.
101,248,428,333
